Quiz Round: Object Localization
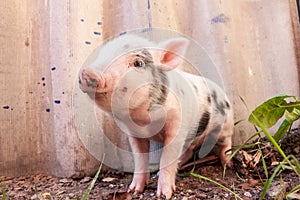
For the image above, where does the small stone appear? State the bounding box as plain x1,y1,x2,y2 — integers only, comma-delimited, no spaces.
109,184,114,188
186,189,193,193
56,191,65,195
80,177,91,183
69,193,75,198
59,178,69,183
188,195,196,200
102,177,116,182
244,191,252,198
31,194,42,200
267,181,288,198
182,197,188,200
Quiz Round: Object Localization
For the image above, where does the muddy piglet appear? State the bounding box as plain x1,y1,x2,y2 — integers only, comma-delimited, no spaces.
79,34,234,199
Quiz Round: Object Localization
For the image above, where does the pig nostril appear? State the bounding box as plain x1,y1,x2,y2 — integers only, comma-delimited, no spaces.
86,78,99,89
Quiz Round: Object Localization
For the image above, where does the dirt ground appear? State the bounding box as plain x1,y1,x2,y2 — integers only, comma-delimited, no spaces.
1,128,300,200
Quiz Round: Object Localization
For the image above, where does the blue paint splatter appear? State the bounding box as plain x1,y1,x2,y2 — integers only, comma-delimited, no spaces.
80,19,85,22
41,77,45,81
51,66,56,71
211,13,229,24
97,22,102,25
85,41,91,45
3,106,9,109
119,31,127,36
93,32,101,35
147,0,151,9
54,100,61,104
43,83,46,87
46,108,51,112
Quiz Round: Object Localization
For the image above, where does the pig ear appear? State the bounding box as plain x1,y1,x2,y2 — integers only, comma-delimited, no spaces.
157,37,189,71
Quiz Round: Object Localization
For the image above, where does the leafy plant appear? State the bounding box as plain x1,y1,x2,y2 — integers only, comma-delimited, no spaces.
241,95,300,200
248,95,300,142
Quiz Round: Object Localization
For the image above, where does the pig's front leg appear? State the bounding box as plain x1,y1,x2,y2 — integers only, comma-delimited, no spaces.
127,136,150,194
157,122,184,199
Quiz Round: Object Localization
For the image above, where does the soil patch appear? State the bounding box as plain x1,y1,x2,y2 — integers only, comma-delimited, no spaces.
1,128,300,199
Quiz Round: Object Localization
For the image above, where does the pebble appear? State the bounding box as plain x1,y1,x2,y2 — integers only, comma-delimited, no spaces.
80,177,91,183
31,194,42,200
244,191,252,198
59,178,70,183
188,195,196,200
68,193,75,198
186,189,193,193
267,181,288,198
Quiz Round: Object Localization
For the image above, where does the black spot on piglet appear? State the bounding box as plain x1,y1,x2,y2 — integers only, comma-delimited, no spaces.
196,111,210,136
211,90,226,116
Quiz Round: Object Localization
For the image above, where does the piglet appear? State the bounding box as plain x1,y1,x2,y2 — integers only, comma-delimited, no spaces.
79,34,234,199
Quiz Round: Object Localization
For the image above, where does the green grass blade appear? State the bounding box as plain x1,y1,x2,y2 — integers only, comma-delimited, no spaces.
190,172,243,200
287,184,300,196
81,154,105,200
259,155,296,200
250,113,288,162
1,178,8,200
258,142,268,179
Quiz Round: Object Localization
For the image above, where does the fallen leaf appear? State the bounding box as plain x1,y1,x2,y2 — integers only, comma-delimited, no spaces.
102,177,116,182
248,178,259,187
42,192,51,199
240,183,250,190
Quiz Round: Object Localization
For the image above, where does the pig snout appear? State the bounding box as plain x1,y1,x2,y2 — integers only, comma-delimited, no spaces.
79,67,121,94
79,68,103,93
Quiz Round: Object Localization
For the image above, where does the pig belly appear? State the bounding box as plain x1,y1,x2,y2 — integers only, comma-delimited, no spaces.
178,75,234,167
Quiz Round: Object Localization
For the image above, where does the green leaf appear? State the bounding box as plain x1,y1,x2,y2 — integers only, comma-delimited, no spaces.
285,107,300,123
273,119,291,142
248,95,298,128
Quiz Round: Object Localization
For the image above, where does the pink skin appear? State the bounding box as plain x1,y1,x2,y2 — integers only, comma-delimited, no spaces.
79,36,233,199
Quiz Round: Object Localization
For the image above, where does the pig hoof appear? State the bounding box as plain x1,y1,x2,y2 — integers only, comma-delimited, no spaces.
223,159,233,168
128,173,149,194
157,171,176,199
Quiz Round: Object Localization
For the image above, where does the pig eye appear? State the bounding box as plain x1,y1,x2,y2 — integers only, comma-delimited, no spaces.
133,59,145,68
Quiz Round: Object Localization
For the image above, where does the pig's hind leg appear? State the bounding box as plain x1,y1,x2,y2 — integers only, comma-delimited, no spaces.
216,128,233,168
178,133,207,167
